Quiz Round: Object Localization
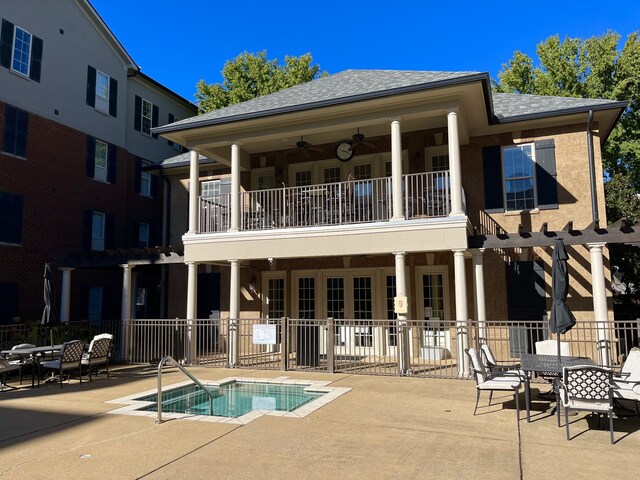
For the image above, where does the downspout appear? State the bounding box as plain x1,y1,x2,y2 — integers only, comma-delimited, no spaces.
587,110,600,228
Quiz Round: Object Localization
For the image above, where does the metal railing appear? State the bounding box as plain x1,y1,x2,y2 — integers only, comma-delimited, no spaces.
156,355,214,423
121,318,640,379
197,171,451,233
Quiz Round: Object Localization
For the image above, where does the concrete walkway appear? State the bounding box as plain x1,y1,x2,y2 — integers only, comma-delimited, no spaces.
0,366,638,479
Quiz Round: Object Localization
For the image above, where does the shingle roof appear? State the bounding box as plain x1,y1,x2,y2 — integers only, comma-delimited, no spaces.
492,92,625,121
156,70,487,132
145,152,215,169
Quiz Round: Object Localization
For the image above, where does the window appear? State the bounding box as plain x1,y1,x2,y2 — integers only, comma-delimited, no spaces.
386,275,398,347
86,66,117,116
323,167,341,184
88,287,103,323
295,170,312,186
1,20,42,82
2,104,28,157
201,177,231,198
258,174,275,190
136,287,147,318
11,25,31,76
0,191,23,244
134,95,158,138
138,222,149,248
140,160,151,196
431,154,449,172
141,99,152,135
267,278,285,319
95,70,110,113
86,136,116,183
168,114,183,150
94,140,108,182
91,211,105,251
503,144,536,211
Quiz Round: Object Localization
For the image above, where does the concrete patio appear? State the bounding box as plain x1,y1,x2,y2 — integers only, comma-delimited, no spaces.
0,366,638,479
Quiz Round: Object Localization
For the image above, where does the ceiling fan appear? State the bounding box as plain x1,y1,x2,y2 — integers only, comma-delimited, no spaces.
351,128,376,150
285,136,324,157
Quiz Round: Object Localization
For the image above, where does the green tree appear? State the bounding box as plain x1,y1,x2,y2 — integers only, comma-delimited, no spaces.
495,32,640,302
195,51,325,113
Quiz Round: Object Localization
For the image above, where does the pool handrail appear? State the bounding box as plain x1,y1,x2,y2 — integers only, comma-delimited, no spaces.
156,355,214,423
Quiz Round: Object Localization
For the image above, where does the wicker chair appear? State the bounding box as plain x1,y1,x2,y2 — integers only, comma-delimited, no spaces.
41,340,85,388
557,365,615,444
81,334,113,381
466,347,521,419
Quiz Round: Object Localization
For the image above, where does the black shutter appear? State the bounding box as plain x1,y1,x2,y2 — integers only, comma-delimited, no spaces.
150,172,158,198
3,104,17,154
151,104,159,139
134,157,142,194
107,143,117,183
15,108,28,158
0,19,14,69
482,145,504,213
86,65,96,107
105,214,115,250
167,113,175,146
29,35,43,82
535,139,558,210
85,136,96,178
82,210,93,251
108,77,118,117
134,95,141,131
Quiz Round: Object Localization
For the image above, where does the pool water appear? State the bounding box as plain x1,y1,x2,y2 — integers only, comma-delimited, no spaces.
136,382,323,418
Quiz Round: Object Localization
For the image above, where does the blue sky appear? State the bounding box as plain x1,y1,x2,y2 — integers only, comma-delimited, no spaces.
91,0,640,103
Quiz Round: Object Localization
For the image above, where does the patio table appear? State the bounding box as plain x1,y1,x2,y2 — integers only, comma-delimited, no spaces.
520,353,595,422
1,345,63,388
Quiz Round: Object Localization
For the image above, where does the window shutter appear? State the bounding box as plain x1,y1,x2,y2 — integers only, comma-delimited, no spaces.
108,77,118,117
85,136,96,178
482,145,504,213
0,192,23,244
0,19,14,69
150,171,158,198
107,143,117,183
15,108,28,158
535,139,558,210
3,104,17,154
134,95,141,131
134,157,142,194
151,105,159,139
82,210,93,251
167,113,175,146
29,35,43,82
105,214,115,250
86,65,96,107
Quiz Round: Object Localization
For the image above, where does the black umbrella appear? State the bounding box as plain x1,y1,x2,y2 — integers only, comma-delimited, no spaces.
549,238,576,361
42,263,59,346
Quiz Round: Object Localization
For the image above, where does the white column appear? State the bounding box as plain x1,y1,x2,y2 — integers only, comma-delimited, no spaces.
394,252,410,374
230,144,241,232
588,243,611,366
471,249,487,344
391,119,404,220
453,249,469,377
120,264,134,362
447,110,464,216
59,267,74,323
186,262,198,364
229,259,240,366
188,150,199,234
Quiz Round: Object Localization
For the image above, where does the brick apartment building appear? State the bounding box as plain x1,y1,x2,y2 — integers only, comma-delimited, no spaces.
0,0,196,324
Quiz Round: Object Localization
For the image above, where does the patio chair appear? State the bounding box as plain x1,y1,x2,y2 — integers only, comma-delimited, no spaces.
480,344,525,378
81,334,113,381
40,340,85,388
0,358,21,391
535,339,572,398
612,347,640,416
465,348,521,419
5,343,36,384
557,365,615,444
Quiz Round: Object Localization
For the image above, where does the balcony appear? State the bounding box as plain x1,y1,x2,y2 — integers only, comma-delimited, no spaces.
198,171,452,234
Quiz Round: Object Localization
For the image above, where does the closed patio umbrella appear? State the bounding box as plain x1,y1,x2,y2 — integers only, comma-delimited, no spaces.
42,263,59,346
549,238,576,359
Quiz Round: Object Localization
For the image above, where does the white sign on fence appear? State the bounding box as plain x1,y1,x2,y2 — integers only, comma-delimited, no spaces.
253,324,277,345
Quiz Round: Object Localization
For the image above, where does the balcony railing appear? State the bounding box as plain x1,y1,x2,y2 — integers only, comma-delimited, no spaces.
198,171,451,233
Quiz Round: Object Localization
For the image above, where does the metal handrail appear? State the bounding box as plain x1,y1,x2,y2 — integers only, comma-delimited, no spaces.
156,355,214,423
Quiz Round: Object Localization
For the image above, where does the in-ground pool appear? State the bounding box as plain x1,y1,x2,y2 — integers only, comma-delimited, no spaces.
137,381,322,417
107,377,351,424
